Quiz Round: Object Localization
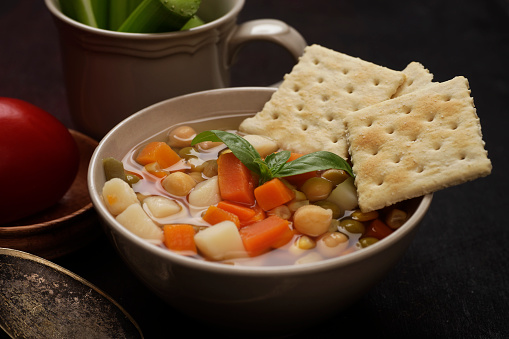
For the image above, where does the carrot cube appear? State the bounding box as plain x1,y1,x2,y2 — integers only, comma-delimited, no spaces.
217,152,256,205
239,215,291,256
202,205,241,228
136,141,181,168
254,178,295,211
163,224,197,255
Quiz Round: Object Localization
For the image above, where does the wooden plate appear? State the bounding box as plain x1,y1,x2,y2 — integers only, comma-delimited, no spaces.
0,130,102,259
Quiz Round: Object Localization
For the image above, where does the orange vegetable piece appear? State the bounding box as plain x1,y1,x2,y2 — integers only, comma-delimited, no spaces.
271,227,296,249
217,152,256,205
364,219,393,240
163,224,197,255
202,205,241,228
239,215,291,256
144,162,168,178
283,153,319,187
254,178,295,211
136,141,181,168
239,203,266,227
216,201,256,221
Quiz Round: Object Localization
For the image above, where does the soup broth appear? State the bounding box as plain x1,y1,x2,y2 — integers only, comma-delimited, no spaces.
103,114,411,266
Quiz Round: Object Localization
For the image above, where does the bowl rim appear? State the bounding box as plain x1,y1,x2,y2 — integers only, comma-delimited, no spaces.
88,86,433,276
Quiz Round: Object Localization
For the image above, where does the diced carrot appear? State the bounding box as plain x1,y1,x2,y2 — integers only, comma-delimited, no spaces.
217,152,256,205
239,215,291,256
163,224,197,255
254,178,295,211
364,219,394,240
283,153,319,187
217,201,256,221
240,203,266,227
136,141,181,168
144,162,168,178
202,205,241,228
271,227,297,249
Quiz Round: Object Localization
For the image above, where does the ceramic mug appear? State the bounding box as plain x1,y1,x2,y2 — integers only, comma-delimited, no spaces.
45,0,307,140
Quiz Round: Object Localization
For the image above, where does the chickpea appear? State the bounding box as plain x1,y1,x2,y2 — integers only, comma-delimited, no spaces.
292,190,307,201
267,205,292,220
317,232,349,257
202,160,218,178
321,169,349,186
300,177,333,202
168,126,196,148
188,171,206,183
162,172,197,196
295,235,316,250
288,235,315,256
196,141,224,151
293,204,332,237
287,199,309,213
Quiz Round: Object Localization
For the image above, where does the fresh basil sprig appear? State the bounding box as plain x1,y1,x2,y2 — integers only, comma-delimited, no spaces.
191,130,353,185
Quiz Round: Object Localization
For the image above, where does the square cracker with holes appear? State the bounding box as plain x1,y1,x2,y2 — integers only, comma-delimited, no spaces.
239,44,407,158
345,76,492,212
393,61,434,97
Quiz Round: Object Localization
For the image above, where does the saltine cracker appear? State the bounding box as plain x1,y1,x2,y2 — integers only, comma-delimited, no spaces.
345,76,492,212
239,44,407,158
393,61,434,97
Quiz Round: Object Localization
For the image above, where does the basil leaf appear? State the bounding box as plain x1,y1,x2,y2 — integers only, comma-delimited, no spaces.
265,151,291,176
254,158,272,184
191,130,222,144
191,130,353,185
275,151,353,178
191,130,261,173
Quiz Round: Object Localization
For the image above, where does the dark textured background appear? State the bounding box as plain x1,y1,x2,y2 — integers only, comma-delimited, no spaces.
1,0,508,338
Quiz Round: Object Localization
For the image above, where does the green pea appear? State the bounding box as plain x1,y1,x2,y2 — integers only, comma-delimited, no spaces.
178,146,199,160
359,237,379,248
339,219,365,234
126,173,140,186
103,157,127,182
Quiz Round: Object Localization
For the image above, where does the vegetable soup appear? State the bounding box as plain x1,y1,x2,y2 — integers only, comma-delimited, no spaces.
101,114,411,266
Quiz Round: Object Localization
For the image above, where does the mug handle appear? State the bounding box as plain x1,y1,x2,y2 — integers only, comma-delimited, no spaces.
226,19,307,66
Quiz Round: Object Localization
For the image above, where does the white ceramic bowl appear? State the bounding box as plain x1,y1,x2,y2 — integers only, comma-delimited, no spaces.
88,87,432,336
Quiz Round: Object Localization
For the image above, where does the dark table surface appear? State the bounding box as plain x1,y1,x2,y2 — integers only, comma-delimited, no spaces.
1,0,508,338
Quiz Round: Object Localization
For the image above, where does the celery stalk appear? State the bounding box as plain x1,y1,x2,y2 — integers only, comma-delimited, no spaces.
59,0,98,28
108,0,142,31
180,15,205,31
91,0,109,29
117,0,201,33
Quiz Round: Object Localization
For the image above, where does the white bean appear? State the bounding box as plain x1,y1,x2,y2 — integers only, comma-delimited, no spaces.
188,176,221,207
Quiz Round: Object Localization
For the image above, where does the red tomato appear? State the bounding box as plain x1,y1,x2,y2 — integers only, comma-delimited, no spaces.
0,98,80,225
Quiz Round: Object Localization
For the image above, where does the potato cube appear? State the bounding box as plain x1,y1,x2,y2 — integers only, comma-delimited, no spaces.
116,203,163,242
326,177,359,211
194,221,247,260
242,134,279,158
188,176,221,207
102,178,139,215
